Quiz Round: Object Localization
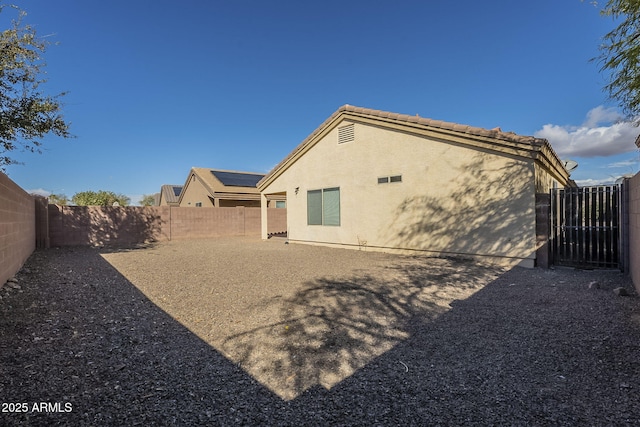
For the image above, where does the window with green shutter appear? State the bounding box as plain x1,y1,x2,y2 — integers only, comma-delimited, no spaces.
307,187,340,226
307,190,322,225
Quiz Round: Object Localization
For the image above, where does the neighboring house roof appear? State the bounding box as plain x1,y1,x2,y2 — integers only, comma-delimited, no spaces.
179,168,265,203
211,170,263,188
160,184,183,205
258,104,569,190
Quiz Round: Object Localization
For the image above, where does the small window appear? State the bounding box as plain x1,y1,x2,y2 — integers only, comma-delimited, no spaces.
275,200,286,209
195,202,202,207
307,187,340,226
338,124,355,144
390,175,402,183
378,177,389,184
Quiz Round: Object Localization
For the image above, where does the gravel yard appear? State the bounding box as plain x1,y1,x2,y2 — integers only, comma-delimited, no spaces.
1,237,640,426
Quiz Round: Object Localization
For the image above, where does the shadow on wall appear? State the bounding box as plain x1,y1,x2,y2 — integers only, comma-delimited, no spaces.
221,257,501,400
49,206,166,247
387,153,535,262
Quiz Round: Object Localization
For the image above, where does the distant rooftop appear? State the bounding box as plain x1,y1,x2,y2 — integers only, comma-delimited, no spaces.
161,184,183,204
211,170,265,188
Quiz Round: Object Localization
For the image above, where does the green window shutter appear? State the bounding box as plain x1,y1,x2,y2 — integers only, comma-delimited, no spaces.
323,187,340,226
307,190,322,225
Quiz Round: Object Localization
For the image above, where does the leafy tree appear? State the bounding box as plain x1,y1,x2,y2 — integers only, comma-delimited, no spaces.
48,193,68,205
72,191,130,206
139,194,156,206
0,4,71,169
593,0,640,123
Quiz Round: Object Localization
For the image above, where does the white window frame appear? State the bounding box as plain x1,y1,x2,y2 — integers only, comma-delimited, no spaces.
307,187,340,226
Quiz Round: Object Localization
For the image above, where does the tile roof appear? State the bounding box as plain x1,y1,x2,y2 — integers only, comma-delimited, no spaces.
306,105,551,152
258,104,568,189
161,184,182,204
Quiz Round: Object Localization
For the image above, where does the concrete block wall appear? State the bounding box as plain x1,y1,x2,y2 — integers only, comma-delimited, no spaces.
34,196,50,249
267,208,287,235
169,207,255,239
628,173,640,294
47,206,281,246
0,172,35,285
49,205,170,246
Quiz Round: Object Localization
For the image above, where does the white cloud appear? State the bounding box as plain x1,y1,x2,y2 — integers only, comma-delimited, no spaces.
583,105,622,128
27,188,51,197
574,177,616,186
604,159,638,168
534,106,639,158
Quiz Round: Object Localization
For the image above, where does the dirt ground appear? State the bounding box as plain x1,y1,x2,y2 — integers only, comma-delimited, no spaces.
1,237,640,426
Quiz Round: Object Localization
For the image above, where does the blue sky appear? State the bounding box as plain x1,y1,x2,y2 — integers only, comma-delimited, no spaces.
3,0,639,204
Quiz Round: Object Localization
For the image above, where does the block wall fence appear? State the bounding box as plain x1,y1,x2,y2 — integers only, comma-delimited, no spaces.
3,170,640,294
0,173,35,286
47,205,287,246
1,171,288,284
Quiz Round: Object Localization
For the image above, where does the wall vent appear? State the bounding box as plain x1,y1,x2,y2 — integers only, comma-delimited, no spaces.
378,175,402,184
338,124,355,144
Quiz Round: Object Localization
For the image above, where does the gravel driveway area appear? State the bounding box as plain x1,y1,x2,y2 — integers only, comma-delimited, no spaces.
1,237,640,426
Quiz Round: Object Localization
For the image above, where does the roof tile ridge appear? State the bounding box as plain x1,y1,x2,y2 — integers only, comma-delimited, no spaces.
375,107,546,145
341,106,540,144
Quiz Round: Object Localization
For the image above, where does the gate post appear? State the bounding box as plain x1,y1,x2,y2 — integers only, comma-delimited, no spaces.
621,178,630,273
536,193,551,268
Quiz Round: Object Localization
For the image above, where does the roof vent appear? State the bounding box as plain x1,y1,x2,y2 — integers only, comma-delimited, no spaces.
338,124,355,144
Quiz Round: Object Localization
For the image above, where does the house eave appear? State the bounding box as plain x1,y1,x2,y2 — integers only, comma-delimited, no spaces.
258,105,570,190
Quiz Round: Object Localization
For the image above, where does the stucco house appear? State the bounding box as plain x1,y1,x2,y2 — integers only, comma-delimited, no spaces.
158,184,183,206
179,167,265,207
258,105,571,267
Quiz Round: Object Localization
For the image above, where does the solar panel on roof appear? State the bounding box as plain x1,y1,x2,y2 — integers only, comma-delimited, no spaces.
172,186,182,197
211,171,264,187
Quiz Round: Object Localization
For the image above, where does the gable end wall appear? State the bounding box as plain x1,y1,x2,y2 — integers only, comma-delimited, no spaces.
262,121,539,266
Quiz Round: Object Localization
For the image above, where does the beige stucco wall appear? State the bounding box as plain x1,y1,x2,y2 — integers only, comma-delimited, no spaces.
535,162,561,193
219,199,260,208
180,175,214,207
262,120,539,266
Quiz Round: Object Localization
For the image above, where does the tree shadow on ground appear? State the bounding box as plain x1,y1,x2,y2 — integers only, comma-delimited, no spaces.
222,257,503,400
0,248,276,426
2,247,640,426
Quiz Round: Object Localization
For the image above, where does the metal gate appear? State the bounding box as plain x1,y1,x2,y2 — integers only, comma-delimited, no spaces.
550,185,622,269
